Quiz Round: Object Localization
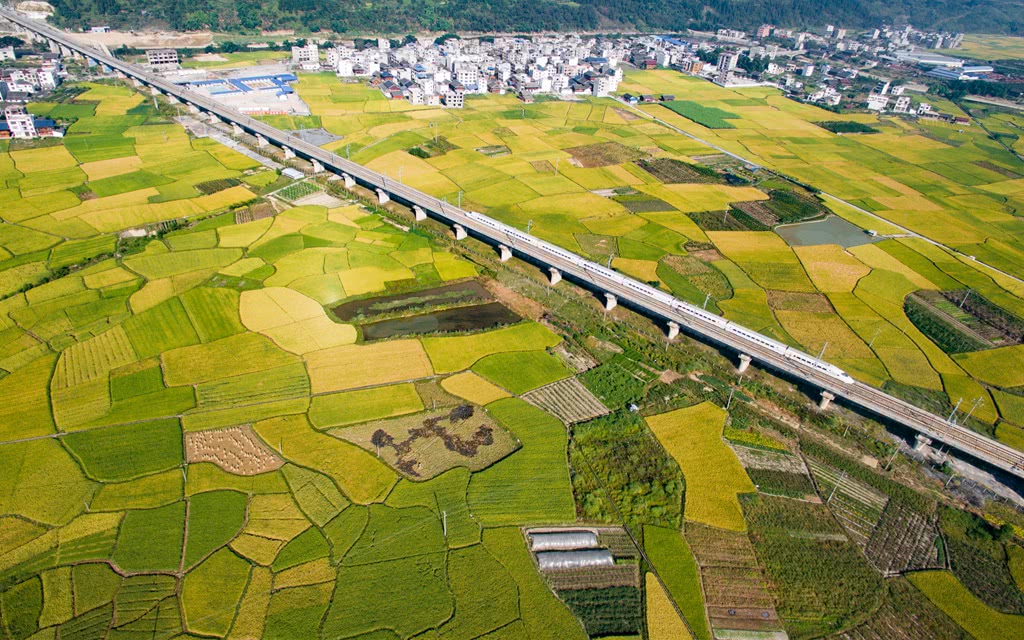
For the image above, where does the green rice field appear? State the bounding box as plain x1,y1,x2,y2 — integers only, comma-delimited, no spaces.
3,57,1024,640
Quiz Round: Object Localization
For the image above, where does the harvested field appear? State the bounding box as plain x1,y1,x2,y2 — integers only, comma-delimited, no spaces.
567,142,644,168
185,425,284,475
732,201,780,227
544,565,640,590
685,523,783,634
333,404,518,479
809,459,889,548
522,377,609,424
636,158,720,184
865,501,941,576
234,202,277,225
732,446,807,473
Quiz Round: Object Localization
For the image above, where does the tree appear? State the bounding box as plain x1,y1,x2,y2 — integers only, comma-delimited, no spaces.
0,36,24,48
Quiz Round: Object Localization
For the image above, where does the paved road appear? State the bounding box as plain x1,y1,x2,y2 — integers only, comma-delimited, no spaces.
8,10,1024,479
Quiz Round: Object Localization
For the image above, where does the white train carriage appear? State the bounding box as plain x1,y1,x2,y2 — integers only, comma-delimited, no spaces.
462,211,855,385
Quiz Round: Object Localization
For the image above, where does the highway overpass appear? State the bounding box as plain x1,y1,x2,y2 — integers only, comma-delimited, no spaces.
5,9,1024,480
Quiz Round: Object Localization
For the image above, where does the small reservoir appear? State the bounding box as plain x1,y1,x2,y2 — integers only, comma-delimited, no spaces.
776,215,880,248
360,302,521,340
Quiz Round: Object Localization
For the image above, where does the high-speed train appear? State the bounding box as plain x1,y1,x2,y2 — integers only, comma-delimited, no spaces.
464,210,856,385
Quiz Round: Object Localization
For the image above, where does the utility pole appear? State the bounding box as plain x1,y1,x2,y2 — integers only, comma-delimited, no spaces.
527,219,533,233
817,341,828,360
457,190,462,208
726,387,735,410
703,293,711,309
442,511,447,538
960,289,971,308
947,397,963,423
885,447,900,471
964,397,983,422
827,471,846,503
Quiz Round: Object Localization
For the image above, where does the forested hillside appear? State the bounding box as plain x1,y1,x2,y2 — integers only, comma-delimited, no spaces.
45,0,1024,36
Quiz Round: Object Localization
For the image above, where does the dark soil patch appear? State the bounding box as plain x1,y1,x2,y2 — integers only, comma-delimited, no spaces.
635,158,721,184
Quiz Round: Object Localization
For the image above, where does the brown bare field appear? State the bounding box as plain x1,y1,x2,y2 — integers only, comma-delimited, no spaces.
185,424,285,475
686,523,784,634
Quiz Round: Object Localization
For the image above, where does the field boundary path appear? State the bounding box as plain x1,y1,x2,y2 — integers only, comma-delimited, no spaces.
7,9,1023,479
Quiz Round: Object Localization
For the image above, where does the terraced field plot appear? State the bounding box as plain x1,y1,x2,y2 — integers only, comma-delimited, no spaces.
294,72,1024,420
685,523,782,636
0,77,613,640
808,458,890,547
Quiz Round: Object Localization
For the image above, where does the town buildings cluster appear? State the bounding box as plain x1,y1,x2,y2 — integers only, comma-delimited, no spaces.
274,20,993,121
299,35,626,107
0,44,62,102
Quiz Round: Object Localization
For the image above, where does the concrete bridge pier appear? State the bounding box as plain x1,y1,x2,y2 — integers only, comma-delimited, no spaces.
549,267,562,286
255,135,269,147
48,39,59,54
604,293,617,311
667,321,680,341
737,353,752,374
818,391,835,411
343,173,355,189
131,77,142,88
413,206,427,222
914,434,932,452
187,104,200,115
310,160,325,174
207,112,219,124
231,123,243,136
376,189,390,204
498,244,511,262
149,86,160,96
283,147,296,160
453,224,467,241
167,95,180,104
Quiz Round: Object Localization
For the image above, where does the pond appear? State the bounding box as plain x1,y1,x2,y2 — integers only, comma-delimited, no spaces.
333,281,491,322
361,302,522,340
775,215,880,248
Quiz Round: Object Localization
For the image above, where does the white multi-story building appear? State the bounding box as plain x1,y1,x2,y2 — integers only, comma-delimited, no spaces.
718,52,739,73
893,96,912,113
443,88,464,108
0,46,15,62
146,48,179,69
3,105,35,138
291,43,319,69
867,93,890,111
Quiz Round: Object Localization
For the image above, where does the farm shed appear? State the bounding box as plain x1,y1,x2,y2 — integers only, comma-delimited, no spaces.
530,531,599,552
537,550,614,571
